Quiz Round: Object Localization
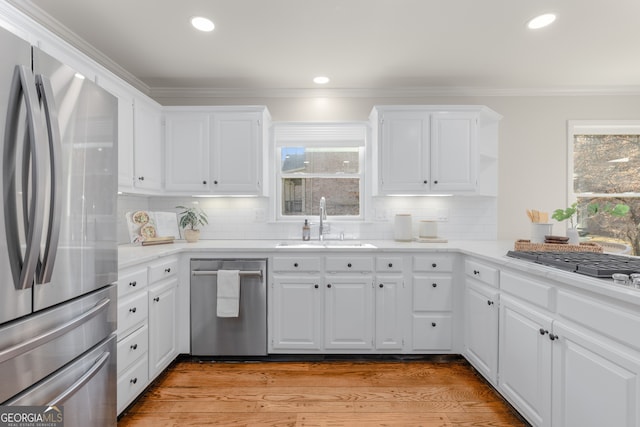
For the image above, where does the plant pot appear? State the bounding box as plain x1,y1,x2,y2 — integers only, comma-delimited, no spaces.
184,229,201,243
567,228,580,245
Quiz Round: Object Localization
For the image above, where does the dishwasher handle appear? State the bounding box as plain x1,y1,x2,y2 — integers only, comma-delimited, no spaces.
192,270,263,281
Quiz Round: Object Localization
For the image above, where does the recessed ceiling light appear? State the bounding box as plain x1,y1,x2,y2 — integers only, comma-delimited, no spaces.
313,76,330,85
191,16,215,32
527,13,556,29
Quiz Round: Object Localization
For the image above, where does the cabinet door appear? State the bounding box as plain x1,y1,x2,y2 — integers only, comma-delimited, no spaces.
464,280,499,385
133,97,162,191
375,276,404,350
164,112,210,192
430,112,477,192
552,321,640,427
148,279,178,378
210,112,262,194
499,295,552,427
379,111,430,194
98,76,135,192
324,277,374,350
271,277,322,351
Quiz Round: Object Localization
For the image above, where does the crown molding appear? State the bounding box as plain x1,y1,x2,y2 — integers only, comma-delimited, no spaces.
150,85,640,101
5,0,150,95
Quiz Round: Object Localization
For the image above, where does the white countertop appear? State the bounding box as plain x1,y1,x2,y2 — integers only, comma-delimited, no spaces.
118,239,640,306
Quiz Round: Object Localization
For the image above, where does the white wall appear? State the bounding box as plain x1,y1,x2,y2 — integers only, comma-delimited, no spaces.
154,93,640,240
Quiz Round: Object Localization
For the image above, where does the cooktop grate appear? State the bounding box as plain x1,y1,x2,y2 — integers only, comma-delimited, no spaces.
506,250,640,278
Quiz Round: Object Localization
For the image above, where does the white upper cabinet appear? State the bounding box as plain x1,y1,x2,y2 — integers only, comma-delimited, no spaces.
164,112,210,192
133,96,163,192
163,107,270,195
371,106,501,196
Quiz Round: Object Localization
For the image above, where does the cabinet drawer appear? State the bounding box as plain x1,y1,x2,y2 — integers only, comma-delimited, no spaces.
413,276,453,311
500,270,553,310
376,256,404,273
412,314,453,351
117,324,149,375
117,356,148,413
557,290,640,351
465,259,499,288
117,292,148,336
325,256,374,273
117,267,148,298
273,257,321,272
148,257,178,283
413,255,453,272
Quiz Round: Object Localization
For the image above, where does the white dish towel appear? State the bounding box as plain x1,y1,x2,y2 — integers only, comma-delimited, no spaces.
216,270,240,317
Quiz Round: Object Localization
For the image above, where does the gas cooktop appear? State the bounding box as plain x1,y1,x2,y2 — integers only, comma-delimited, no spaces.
506,250,640,279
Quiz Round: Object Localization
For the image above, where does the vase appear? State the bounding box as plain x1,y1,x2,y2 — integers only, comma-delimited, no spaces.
567,228,580,245
184,229,201,243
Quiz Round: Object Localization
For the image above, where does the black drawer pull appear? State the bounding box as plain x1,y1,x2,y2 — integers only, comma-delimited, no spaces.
154,297,160,302
165,267,171,273
129,281,136,287
129,307,137,313
130,377,137,384
131,344,138,350
487,300,494,306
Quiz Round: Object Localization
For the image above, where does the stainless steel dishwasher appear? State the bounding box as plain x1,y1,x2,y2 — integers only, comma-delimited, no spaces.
190,259,267,356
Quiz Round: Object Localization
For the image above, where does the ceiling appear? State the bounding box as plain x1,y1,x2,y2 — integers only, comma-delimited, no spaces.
11,0,640,97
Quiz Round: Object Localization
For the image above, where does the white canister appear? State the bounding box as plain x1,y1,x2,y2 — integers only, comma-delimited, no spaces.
530,223,553,244
419,220,438,238
394,214,413,241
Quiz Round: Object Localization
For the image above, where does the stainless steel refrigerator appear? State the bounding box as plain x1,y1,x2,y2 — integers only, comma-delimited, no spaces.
0,26,118,426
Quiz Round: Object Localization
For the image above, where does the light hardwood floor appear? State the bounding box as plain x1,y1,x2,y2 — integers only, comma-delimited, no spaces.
118,357,529,427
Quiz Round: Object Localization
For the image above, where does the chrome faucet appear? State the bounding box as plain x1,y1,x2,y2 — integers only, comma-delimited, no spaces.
319,196,327,241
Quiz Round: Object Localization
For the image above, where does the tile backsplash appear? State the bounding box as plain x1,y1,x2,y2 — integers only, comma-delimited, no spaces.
118,194,496,244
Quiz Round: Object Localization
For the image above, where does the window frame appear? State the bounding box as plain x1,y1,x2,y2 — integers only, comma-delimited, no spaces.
272,122,368,222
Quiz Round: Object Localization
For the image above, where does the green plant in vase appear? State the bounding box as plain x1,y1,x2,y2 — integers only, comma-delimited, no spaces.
176,205,208,242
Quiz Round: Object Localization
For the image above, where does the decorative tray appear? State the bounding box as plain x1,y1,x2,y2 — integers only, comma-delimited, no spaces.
514,239,603,253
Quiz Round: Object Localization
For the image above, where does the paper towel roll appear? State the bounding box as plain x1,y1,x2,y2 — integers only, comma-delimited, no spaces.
394,214,413,241
419,221,438,238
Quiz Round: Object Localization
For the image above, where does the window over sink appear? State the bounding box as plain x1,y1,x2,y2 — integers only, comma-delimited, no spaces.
274,123,366,220
568,120,640,254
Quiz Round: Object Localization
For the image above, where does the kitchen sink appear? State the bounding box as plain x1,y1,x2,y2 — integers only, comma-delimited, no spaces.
276,241,377,249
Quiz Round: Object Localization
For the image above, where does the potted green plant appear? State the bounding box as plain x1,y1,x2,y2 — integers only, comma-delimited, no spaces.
552,202,579,244
176,205,208,243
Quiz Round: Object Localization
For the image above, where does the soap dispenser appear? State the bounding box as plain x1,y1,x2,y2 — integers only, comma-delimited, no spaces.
302,219,311,241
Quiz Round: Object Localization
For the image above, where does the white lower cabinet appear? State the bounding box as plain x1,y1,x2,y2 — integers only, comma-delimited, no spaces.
499,294,553,427
464,280,499,385
375,276,404,350
148,278,178,378
271,276,323,351
324,276,374,350
551,321,640,427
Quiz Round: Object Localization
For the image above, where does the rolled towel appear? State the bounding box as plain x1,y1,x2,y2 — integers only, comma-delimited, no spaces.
217,270,240,317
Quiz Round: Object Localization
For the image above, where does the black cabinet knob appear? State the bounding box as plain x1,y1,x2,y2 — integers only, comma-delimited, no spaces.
154,297,160,302
379,284,384,288
203,180,207,184
129,307,137,313
294,263,299,267
487,300,494,306
165,267,171,273
131,344,138,350
474,270,480,275
130,378,137,384
432,283,437,288
347,263,352,268
388,263,393,268
314,284,319,289
327,284,332,288
423,180,428,184
434,180,438,184
214,180,218,184
137,176,144,181
431,322,437,327
432,263,437,268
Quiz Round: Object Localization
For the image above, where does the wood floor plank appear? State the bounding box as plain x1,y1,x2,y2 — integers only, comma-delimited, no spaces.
118,359,529,427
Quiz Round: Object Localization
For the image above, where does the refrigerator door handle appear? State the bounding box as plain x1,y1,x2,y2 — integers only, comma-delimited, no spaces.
35,74,62,285
3,65,47,290
46,351,111,407
0,297,110,364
